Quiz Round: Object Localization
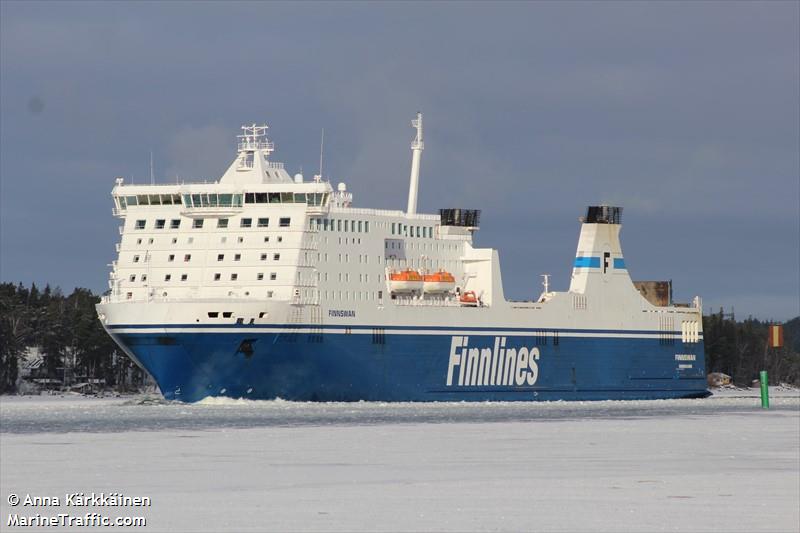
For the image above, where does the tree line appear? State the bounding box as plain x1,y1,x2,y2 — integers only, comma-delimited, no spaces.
1,282,798,394
0,282,146,394
703,309,799,386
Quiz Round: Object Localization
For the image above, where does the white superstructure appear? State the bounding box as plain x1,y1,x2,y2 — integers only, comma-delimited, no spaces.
100,116,703,342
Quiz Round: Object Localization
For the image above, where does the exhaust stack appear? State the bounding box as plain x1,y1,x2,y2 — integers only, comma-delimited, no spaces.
406,112,424,214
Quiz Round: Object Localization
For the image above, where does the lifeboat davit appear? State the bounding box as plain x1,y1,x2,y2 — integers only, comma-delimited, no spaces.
459,290,478,306
423,270,456,293
388,269,424,293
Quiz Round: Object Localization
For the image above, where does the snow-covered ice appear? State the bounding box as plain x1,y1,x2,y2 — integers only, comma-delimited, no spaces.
1,389,798,532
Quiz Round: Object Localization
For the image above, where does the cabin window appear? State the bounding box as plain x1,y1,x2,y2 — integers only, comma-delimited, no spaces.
267,291,274,298
277,236,282,242
184,254,191,262
208,312,219,318
218,218,229,229
129,274,136,282
240,218,252,228
135,220,146,230
260,253,267,261
168,254,175,262
358,221,363,232
234,254,241,261
263,236,270,243
257,218,269,228
257,273,264,280
217,254,224,261
170,219,180,229
193,219,204,229
279,217,291,227
273,253,280,261
231,273,238,281
133,255,140,263
222,312,233,318
155,219,166,229
270,273,277,280
214,273,221,281
171,237,178,244
164,274,171,281
238,236,244,243
141,274,148,282
337,220,342,231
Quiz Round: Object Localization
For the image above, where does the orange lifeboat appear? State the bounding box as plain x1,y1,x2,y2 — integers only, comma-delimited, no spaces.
388,269,424,293
423,270,456,293
459,290,478,306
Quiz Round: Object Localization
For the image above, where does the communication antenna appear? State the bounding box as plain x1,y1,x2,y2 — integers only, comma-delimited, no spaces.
317,128,325,182
541,274,551,295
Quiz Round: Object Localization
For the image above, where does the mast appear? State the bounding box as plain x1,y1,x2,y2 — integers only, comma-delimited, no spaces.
406,112,424,215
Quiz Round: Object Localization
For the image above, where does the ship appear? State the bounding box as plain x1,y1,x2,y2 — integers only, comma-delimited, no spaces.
96,114,710,402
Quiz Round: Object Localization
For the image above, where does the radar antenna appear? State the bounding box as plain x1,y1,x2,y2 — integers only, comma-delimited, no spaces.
237,123,274,155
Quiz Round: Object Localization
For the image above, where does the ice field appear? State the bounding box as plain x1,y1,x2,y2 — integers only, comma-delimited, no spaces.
1,389,798,532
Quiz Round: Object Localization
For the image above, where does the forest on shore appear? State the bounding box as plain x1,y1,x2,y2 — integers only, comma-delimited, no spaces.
0,282,798,394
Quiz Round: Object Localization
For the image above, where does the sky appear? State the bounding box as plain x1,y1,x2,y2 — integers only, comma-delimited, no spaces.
1,1,798,320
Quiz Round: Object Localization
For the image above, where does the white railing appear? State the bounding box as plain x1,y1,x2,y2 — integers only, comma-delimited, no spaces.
328,206,440,221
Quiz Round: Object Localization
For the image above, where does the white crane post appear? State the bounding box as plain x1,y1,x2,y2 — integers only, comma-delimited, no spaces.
406,112,424,215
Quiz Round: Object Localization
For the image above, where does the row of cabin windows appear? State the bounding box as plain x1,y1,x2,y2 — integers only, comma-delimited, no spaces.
392,223,433,238
127,290,276,300
133,252,281,263
127,273,278,283
323,290,384,302
135,217,290,230
117,192,329,210
131,235,283,246
244,192,328,206
310,218,370,233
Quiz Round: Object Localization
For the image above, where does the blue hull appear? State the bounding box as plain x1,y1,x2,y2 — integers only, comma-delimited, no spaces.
109,325,710,402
